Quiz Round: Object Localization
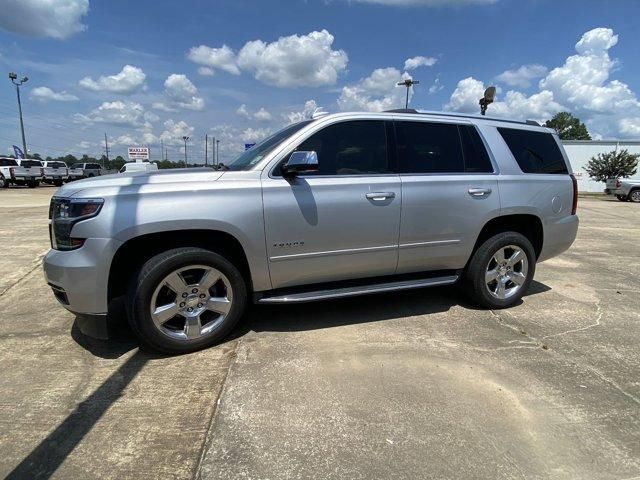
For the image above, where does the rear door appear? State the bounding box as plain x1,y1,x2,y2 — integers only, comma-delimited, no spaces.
262,120,401,289
394,120,500,274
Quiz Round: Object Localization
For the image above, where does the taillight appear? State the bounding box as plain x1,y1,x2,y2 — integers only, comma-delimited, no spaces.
616,179,621,188
40,168,44,176
570,174,578,215
9,167,15,179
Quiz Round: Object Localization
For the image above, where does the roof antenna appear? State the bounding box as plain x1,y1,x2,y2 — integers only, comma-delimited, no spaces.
479,86,496,116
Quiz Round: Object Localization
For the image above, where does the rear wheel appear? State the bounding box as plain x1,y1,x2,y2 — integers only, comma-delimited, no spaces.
54,179,63,187
0,175,7,188
464,232,536,309
27,180,39,188
126,247,247,354
616,194,627,201
630,189,640,203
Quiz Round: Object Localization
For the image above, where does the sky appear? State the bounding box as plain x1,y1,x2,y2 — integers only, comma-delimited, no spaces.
0,0,639,162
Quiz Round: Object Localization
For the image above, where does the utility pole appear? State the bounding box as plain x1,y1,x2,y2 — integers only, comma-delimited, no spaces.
160,139,164,162
205,134,208,166
104,133,110,168
397,78,419,109
8,72,29,158
216,139,220,166
182,136,189,167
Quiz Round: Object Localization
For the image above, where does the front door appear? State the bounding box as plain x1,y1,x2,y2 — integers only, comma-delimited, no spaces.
262,120,401,289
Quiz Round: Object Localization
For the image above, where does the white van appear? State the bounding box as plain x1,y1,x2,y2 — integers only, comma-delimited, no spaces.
119,162,159,173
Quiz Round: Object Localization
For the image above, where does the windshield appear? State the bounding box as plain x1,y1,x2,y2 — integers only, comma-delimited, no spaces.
225,120,313,171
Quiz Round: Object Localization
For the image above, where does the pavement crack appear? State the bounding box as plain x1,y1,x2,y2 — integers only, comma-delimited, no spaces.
0,255,45,298
192,338,241,480
542,299,602,340
583,365,640,406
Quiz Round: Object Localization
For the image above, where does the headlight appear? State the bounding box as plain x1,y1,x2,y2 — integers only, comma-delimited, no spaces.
49,197,104,250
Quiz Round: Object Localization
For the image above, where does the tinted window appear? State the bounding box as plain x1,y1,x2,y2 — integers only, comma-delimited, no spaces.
498,128,568,174
47,162,66,168
87,164,100,169
395,121,464,173
460,125,494,173
21,160,42,167
0,158,18,167
282,120,388,176
70,163,83,169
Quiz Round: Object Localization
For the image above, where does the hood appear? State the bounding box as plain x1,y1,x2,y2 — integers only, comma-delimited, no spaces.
56,168,224,198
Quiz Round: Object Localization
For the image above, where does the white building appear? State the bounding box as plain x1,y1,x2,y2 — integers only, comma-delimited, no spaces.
562,140,640,193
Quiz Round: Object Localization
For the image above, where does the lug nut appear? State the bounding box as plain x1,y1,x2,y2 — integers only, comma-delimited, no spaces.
199,293,206,298
182,293,188,298
192,288,198,294
180,302,186,308
197,303,203,308
187,307,193,312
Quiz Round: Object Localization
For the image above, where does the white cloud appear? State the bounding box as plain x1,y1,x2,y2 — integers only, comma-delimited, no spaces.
285,99,322,123
236,104,272,121
30,86,78,102
444,27,640,137
347,0,497,5
338,67,411,111
155,74,205,111
496,64,548,88
0,0,88,39
187,45,241,75
404,56,437,70
236,30,348,88
74,101,146,127
242,127,271,143
79,65,147,94
428,77,444,94
197,67,215,76
160,119,195,146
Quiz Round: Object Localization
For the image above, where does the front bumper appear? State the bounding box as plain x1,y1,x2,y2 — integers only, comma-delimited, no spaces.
43,237,122,315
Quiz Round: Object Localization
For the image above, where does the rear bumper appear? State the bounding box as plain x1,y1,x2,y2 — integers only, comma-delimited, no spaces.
538,214,579,262
43,237,122,315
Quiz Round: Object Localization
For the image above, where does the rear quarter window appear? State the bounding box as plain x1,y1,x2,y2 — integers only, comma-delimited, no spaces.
498,128,568,174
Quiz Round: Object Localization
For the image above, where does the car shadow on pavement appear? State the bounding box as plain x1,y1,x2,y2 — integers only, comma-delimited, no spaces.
4,349,151,480
241,280,551,334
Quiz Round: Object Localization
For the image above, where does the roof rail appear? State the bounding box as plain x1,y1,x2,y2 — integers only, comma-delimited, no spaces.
382,108,543,127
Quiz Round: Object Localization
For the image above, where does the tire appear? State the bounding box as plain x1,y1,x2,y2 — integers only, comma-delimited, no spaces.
463,232,536,309
616,194,628,202
630,189,640,203
0,175,7,188
126,247,247,354
27,180,38,188
54,179,63,187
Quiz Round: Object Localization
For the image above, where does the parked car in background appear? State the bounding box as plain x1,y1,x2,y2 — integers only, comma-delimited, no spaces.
44,110,579,353
119,161,159,173
605,178,640,202
7,158,43,187
41,161,69,186
0,157,31,187
67,162,104,181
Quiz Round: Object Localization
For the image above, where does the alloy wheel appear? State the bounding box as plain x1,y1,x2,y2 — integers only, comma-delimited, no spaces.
485,245,529,300
149,265,233,341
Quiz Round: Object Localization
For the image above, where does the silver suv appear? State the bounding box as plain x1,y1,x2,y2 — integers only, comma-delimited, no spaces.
44,111,579,353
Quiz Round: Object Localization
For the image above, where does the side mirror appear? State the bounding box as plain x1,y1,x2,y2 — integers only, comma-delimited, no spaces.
282,151,319,177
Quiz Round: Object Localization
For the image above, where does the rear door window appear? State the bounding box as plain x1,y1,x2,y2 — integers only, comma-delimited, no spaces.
498,128,568,174
395,121,464,173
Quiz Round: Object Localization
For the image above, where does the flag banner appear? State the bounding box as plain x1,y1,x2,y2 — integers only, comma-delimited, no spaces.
12,145,24,159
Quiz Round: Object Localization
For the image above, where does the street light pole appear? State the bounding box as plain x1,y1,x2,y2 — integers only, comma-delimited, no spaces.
216,139,220,166
9,72,29,158
397,78,419,109
182,136,189,167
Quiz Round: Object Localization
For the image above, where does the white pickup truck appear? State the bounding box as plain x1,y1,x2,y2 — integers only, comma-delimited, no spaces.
605,178,640,202
15,159,45,187
67,162,104,181
41,161,69,186
0,157,38,188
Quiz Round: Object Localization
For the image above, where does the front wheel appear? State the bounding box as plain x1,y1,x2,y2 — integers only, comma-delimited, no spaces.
0,175,8,188
126,247,247,354
630,190,640,203
616,194,628,202
464,232,536,309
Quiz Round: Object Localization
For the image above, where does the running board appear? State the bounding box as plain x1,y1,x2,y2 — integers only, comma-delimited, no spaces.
257,274,459,304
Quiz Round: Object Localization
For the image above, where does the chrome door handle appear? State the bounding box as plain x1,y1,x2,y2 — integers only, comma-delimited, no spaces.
365,192,396,201
468,188,492,197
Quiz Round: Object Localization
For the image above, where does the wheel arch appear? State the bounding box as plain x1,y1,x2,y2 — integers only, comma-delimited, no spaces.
472,214,544,260
108,229,253,304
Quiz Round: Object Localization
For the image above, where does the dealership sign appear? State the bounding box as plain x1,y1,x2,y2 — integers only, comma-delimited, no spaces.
128,147,149,161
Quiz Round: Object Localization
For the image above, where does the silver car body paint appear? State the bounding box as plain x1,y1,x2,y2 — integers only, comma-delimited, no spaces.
44,111,579,316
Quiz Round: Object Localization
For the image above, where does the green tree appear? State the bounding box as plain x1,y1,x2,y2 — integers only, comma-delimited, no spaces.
544,112,591,140
584,149,639,182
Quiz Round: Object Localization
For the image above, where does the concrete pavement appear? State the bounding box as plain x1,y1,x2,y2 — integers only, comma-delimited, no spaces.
0,187,638,479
